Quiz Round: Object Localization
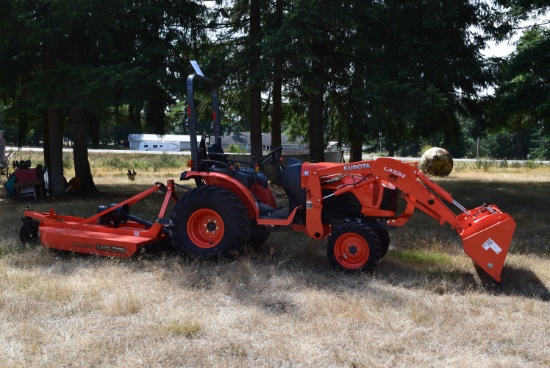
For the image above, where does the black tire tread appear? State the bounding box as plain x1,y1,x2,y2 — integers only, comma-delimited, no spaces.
375,229,390,258
248,220,270,248
19,220,40,245
170,186,250,258
327,222,382,272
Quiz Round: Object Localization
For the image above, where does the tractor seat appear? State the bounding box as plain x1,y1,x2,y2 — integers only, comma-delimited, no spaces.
207,143,227,162
205,143,270,191
237,167,269,188
285,157,303,167
279,161,305,211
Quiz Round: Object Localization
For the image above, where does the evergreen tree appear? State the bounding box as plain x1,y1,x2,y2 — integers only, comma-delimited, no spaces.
491,26,549,133
0,0,206,195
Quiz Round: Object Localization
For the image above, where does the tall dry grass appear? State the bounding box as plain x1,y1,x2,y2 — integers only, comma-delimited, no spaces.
0,154,549,367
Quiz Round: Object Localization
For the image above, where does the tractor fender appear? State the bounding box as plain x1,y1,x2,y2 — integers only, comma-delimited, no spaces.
182,171,260,218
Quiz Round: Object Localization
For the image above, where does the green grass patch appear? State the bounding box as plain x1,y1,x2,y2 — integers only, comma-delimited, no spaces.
90,152,187,171
471,158,547,172
390,249,454,268
5,150,189,172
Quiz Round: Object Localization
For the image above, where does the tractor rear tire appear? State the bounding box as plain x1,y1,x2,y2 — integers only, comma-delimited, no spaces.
248,220,270,248
170,186,250,258
327,223,381,273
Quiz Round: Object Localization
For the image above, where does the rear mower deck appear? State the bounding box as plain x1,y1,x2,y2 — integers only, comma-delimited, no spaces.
21,180,179,257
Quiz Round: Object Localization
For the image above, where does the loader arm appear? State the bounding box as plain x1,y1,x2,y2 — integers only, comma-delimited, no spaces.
305,157,516,282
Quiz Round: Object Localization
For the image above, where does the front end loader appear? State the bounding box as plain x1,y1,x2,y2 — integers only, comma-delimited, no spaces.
20,66,516,283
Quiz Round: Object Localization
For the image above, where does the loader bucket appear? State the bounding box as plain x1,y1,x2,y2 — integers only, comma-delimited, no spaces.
457,205,516,283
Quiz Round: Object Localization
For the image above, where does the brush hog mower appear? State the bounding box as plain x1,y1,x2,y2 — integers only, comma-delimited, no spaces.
20,181,180,257
20,65,516,283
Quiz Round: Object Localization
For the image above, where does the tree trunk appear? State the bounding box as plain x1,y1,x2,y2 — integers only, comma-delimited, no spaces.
271,0,283,153
387,142,395,157
47,107,66,198
42,110,51,172
70,108,98,194
146,86,166,135
272,77,282,150
249,0,263,164
89,111,100,148
250,87,262,163
349,63,366,162
308,92,325,162
17,114,28,148
350,142,363,162
308,36,326,162
349,111,364,162
129,103,143,133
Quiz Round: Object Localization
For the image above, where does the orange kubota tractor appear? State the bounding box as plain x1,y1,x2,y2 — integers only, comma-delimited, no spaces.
20,68,516,283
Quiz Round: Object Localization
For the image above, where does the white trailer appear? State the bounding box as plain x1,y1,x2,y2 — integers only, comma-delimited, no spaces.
128,134,201,152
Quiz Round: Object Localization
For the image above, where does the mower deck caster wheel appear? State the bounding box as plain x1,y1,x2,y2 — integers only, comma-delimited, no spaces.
20,219,40,245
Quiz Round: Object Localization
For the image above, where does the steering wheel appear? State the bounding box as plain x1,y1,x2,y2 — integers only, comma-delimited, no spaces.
256,146,283,166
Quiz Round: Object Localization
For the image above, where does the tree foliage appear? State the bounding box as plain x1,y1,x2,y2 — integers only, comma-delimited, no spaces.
0,0,205,195
491,26,549,133
1,0,549,199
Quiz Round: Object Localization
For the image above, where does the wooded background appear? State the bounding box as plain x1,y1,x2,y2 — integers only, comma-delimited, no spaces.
0,0,548,196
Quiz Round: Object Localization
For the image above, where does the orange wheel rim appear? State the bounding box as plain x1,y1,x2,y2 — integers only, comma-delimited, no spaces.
334,233,369,269
187,209,225,249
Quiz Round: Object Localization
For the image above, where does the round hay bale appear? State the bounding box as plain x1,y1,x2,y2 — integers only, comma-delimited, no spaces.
419,147,453,177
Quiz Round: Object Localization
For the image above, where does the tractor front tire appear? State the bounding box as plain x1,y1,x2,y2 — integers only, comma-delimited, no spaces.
170,186,250,258
375,229,390,258
327,223,381,273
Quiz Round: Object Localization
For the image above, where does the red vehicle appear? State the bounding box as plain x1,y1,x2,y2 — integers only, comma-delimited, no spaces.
21,69,516,283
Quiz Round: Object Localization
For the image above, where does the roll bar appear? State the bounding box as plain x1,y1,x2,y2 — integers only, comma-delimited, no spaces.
186,73,221,171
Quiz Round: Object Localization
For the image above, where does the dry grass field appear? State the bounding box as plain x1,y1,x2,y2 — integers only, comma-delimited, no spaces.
1,152,549,367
